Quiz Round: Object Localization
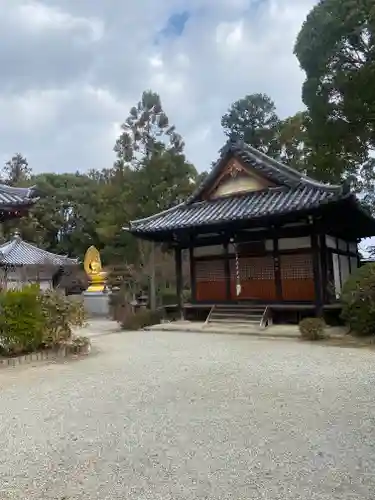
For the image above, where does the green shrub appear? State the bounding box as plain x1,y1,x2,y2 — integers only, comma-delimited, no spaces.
159,288,191,305
121,308,162,330
299,317,326,341
159,288,177,305
341,263,375,336
39,290,87,347
0,285,45,355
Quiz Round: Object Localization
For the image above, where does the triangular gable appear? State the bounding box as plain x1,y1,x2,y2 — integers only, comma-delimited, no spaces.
206,157,276,200
185,141,344,205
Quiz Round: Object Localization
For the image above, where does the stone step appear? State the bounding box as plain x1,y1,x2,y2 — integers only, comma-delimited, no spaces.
214,305,265,312
210,312,263,320
207,304,268,327
208,317,261,325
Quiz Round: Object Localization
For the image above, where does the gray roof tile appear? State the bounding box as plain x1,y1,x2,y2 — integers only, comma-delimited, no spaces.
0,235,78,266
129,142,349,235
130,186,342,234
0,184,37,206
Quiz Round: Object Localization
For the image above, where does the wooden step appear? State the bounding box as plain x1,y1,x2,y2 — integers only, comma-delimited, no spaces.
207,304,271,328
209,317,261,324
210,313,263,321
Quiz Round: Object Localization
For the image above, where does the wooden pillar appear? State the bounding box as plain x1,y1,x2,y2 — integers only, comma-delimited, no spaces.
272,235,282,300
175,247,183,318
189,246,196,302
311,232,323,317
335,238,342,289
347,242,351,274
319,234,328,303
223,241,231,301
149,241,156,311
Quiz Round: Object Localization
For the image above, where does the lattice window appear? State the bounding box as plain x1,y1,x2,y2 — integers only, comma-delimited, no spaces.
195,260,225,282
230,256,275,280
280,254,313,279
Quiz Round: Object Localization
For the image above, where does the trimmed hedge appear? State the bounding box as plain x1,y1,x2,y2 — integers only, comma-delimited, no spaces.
121,309,162,330
341,263,375,336
0,285,45,355
299,317,326,341
0,286,87,357
40,290,87,347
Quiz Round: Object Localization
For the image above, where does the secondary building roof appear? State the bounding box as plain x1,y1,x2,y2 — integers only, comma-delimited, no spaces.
127,141,375,240
0,233,78,267
0,184,38,220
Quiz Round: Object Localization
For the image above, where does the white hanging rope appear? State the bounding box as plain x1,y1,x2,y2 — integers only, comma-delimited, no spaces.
231,237,241,297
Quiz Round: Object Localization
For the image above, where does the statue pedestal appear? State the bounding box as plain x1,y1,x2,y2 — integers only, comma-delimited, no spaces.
83,291,110,318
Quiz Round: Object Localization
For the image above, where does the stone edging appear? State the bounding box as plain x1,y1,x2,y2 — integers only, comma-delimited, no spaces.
0,343,91,369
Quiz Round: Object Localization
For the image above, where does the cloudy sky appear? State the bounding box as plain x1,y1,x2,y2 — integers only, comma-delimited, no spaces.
0,0,317,174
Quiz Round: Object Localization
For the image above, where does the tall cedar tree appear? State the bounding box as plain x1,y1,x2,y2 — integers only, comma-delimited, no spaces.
3,153,31,185
295,0,375,198
221,94,314,175
113,89,200,221
221,93,281,158
114,90,184,165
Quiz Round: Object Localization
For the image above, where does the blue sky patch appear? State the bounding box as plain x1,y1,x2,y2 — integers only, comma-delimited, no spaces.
158,11,190,39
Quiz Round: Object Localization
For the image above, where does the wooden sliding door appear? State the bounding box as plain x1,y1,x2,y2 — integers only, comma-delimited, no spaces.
229,255,276,300
195,259,226,301
280,253,315,301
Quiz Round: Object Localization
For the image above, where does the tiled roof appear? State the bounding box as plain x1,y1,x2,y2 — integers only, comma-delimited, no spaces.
129,185,345,234
0,234,78,266
0,184,37,206
128,142,351,235
186,141,344,203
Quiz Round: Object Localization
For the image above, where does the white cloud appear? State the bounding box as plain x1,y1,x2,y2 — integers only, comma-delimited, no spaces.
0,0,318,174
149,54,164,68
215,20,244,50
9,1,104,41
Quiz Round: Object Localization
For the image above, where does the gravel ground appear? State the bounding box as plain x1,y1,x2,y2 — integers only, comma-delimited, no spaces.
0,329,375,500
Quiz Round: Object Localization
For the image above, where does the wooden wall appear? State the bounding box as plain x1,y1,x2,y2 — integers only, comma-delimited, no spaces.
280,254,315,301
192,233,358,304
195,260,226,301
229,256,276,300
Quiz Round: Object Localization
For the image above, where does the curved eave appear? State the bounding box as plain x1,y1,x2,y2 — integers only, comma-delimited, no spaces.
126,189,351,240
0,238,79,267
128,202,183,229
0,184,39,203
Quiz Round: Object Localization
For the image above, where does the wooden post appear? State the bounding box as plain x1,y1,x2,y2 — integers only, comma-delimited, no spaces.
149,241,156,311
175,246,183,319
319,234,328,303
311,232,323,317
189,246,196,302
223,241,231,300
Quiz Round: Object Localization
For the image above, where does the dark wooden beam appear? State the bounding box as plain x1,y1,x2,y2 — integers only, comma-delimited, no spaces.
189,247,196,302
175,247,183,319
188,225,313,249
319,234,328,303
311,231,323,317
194,247,314,262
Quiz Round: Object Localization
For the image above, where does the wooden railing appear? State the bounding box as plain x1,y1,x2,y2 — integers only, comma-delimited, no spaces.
260,306,273,328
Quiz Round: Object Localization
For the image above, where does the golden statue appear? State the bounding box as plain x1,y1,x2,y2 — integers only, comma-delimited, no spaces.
84,245,107,292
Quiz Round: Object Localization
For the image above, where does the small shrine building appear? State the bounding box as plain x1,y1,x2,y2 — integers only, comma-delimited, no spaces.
0,232,78,290
126,142,375,320
0,184,38,221
0,184,77,291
